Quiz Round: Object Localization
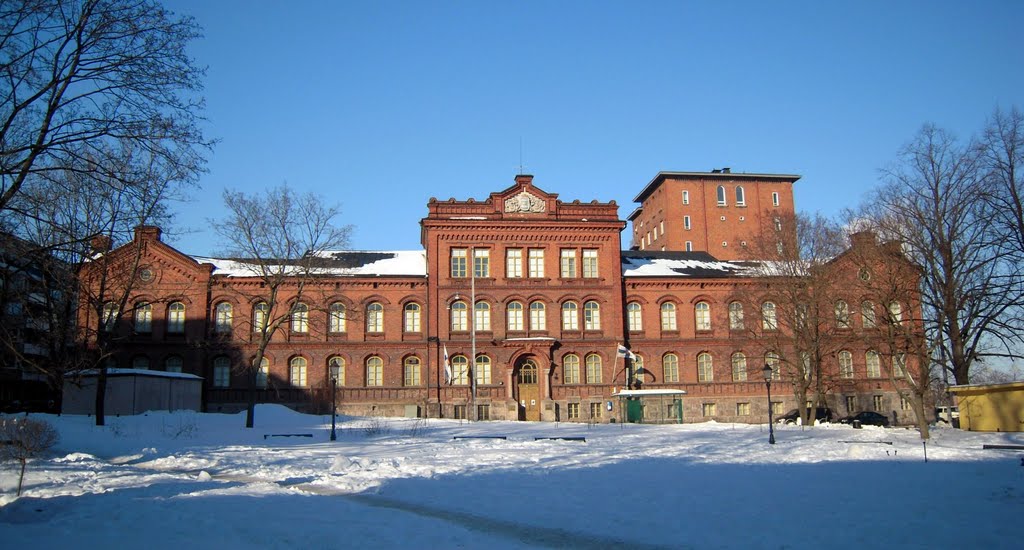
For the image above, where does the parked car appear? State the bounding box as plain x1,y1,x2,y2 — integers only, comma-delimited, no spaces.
777,407,835,425
935,406,960,427
838,411,890,427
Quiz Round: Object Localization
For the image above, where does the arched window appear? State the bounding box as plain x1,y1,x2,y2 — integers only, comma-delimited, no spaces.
735,185,745,206
519,360,538,384
101,302,119,332
329,302,347,332
761,302,777,330
329,356,346,386
866,350,881,378
731,352,747,381
367,302,384,333
728,301,744,330
135,302,152,333
291,302,309,333
765,352,781,380
450,301,467,331
253,302,269,333
213,356,230,387
132,355,150,370
627,302,643,331
839,350,854,378
563,354,580,384
697,353,713,382
663,353,679,382
167,302,185,334
585,353,602,384
474,301,490,331
403,356,420,386
834,300,851,329
716,185,727,206
475,355,491,385
404,303,421,333
164,355,183,373
529,301,546,331
584,301,601,330
289,356,307,387
660,302,677,331
365,356,383,386
215,302,233,334
451,355,469,385
507,301,524,331
562,301,579,330
861,301,876,328
888,301,903,324
695,301,711,331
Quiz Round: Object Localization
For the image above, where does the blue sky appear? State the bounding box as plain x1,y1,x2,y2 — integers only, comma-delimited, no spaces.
162,0,1024,255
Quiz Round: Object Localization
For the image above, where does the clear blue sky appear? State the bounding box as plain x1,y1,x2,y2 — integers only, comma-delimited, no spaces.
162,0,1024,255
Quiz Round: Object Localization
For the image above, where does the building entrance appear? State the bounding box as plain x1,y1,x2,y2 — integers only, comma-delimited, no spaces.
515,359,540,421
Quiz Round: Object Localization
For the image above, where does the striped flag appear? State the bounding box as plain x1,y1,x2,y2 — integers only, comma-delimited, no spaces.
443,345,453,385
617,344,637,360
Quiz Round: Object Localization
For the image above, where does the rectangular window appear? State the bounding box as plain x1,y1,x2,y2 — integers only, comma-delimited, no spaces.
684,216,691,230
901,397,912,411
582,249,598,278
451,248,467,278
846,396,857,412
659,221,665,235
560,249,577,278
872,395,883,412
702,403,716,417
213,365,230,388
736,402,750,416
528,249,545,278
772,192,780,207
477,404,490,421
682,190,690,205
506,248,522,278
474,249,489,278
453,404,467,420
771,402,784,415
589,402,603,420
685,241,693,252
567,402,580,420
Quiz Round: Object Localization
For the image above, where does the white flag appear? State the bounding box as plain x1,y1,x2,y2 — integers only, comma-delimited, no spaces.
443,345,453,385
617,344,629,358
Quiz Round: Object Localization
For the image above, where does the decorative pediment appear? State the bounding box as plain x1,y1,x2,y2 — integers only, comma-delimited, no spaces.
504,191,546,214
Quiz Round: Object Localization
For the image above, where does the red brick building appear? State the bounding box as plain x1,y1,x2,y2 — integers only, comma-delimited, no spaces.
80,172,919,423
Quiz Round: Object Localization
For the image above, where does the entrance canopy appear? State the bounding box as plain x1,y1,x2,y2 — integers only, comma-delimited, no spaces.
611,389,687,424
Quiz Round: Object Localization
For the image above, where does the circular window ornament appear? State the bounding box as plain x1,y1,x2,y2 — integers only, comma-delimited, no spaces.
138,267,154,282
858,267,871,282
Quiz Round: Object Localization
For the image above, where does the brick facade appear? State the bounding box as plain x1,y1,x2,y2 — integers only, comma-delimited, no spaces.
79,172,918,423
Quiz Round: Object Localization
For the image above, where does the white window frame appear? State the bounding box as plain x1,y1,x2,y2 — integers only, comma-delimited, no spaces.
506,248,522,278
660,302,677,331
367,302,384,333
329,302,347,332
582,249,598,278
214,302,233,334
563,354,580,384
663,353,679,382
560,249,577,278
366,356,383,387
474,248,489,278
529,301,546,331
697,352,713,382
583,300,601,330
695,301,711,331
627,302,643,331
528,248,545,278
451,248,467,278
289,357,307,387
404,303,421,333
507,301,524,331
561,301,579,331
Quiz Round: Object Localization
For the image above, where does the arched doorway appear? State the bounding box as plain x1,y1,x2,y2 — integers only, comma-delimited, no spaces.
515,358,540,421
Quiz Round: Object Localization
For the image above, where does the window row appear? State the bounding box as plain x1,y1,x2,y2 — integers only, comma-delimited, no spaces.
625,300,905,333
450,299,602,332
451,248,599,279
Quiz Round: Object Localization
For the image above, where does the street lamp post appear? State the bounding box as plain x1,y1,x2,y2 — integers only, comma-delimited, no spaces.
762,364,776,445
329,362,340,441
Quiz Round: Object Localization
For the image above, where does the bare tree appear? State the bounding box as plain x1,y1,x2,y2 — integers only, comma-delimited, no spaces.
214,185,352,428
744,211,849,425
0,416,59,496
11,138,199,425
865,124,1021,386
0,0,211,213
981,107,1024,264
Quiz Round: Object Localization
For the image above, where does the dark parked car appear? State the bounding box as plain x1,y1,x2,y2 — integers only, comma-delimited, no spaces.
777,407,835,425
838,411,890,427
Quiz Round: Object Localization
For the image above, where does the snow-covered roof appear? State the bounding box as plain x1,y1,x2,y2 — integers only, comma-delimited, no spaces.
71,368,203,380
193,250,427,277
612,389,687,396
621,251,754,278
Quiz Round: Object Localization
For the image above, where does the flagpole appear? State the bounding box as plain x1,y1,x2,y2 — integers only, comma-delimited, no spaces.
470,246,477,421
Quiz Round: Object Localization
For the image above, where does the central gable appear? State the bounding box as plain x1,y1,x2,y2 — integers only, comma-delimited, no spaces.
424,174,619,222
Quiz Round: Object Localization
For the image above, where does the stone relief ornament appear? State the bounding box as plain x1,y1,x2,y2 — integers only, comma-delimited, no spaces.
505,191,545,213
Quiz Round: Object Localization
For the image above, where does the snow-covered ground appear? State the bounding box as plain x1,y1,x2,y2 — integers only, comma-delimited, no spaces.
1,406,1021,549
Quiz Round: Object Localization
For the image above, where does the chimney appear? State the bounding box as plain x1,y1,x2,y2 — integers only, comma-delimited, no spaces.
134,226,162,242
722,167,731,174
849,231,876,248
90,235,113,253
515,174,533,186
